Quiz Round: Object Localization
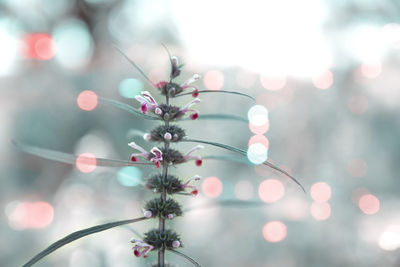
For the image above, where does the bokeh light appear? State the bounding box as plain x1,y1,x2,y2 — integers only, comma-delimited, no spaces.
75,153,97,173
310,182,332,203
351,187,369,205
310,202,331,221
312,70,333,90
262,221,287,242
378,225,400,251
0,21,19,76
248,135,269,148
260,75,286,91
234,180,254,200
347,24,385,63
249,121,270,135
77,90,98,111
347,158,368,177
248,105,269,126
258,179,284,203
53,19,93,69
247,143,268,164
203,70,224,90
118,78,144,99
358,194,380,215
348,95,368,115
202,177,223,198
7,201,54,230
379,231,400,251
360,63,382,79
117,167,142,187
22,33,56,60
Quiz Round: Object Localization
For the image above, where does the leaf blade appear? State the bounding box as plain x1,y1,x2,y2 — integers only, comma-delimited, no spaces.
183,139,306,192
182,113,248,123
23,217,147,267
176,90,255,101
113,45,155,87
12,140,152,167
168,249,202,267
98,97,160,120
203,155,253,165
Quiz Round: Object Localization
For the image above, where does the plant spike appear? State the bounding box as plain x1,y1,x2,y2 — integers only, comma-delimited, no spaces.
19,45,305,267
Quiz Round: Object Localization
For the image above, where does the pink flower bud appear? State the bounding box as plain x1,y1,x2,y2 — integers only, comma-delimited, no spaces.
143,210,152,218
143,133,151,141
164,132,172,140
190,113,199,120
192,89,199,97
191,189,198,196
172,240,180,248
155,107,162,115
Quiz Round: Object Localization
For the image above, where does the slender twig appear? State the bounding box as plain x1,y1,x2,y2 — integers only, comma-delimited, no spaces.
113,45,156,87
158,94,170,267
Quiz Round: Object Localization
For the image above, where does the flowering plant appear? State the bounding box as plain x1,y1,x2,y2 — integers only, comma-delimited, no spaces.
17,46,304,267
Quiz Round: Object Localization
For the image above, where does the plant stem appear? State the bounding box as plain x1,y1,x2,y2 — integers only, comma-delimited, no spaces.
158,94,170,267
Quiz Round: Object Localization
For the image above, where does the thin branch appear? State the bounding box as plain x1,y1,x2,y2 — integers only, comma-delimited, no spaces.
113,45,155,87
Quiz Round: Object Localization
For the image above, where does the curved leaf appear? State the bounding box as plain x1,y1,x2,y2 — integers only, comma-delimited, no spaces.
12,140,153,167
182,139,306,192
98,97,160,120
23,217,147,267
181,113,248,123
113,45,156,87
176,90,255,101
168,249,201,267
203,155,253,165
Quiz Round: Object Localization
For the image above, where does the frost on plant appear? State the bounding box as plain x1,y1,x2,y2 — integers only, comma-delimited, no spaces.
18,46,305,267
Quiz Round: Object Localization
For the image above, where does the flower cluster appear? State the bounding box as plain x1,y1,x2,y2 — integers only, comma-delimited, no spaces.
128,142,203,167
135,91,201,121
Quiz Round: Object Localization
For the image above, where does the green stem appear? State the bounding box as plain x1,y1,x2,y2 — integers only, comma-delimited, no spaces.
158,94,170,267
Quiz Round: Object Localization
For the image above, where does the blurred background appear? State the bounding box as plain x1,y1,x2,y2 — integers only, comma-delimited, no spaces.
1,0,400,266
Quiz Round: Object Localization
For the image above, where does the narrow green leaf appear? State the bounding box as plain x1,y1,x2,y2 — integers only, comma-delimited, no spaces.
176,90,255,101
182,139,245,154
12,140,153,167
98,97,160,120
182,139,306,192
182,113,248,123
161,43,173,73
23,217,147,267
113,45,156,87
184,200,268,212
168,249,202,267
203,155,253,165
